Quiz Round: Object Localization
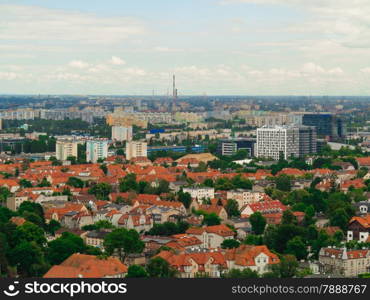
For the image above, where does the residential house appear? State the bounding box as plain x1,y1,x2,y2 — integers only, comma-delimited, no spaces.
225,245,280,275
156,250,227,278
183,187,215,202
319,247,370,277
347,215,370,243
186,224,235,249
240,200,287,217
43,253,128,278
226,190,270,208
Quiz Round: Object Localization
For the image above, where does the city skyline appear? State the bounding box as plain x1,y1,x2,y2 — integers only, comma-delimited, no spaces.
1,0,370,95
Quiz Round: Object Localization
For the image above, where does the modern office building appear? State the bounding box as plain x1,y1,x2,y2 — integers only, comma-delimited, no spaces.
147,145,205,154
86,140,109,163
112,126,133,142
300,113,346,140
125,141,147,160
55,140,78,161
257,125,317,160
298,126,317,157
217,138,256,157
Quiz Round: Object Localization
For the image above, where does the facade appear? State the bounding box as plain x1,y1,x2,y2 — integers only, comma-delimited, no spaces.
183,187,215,201
43,254,128,278
111,126,133,142
86,140,109,163
257,125,316,160
298,126,317,157
218,138,256,157
225,245,280,275
301,113,346,140
125,141,147,160
56,139,78,161
257,125,300,160
226,190,268,209
347,215,370,243
319,247,370,277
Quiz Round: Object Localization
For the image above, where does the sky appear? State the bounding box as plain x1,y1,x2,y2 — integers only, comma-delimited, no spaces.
1,0,370,95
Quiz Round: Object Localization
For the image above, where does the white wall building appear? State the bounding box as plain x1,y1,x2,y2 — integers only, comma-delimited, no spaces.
183,187,215,202
256,125,300,160
226,190,267,208
112,126,133,142
86,140,109,163
125,141,147,160
56,140,78,161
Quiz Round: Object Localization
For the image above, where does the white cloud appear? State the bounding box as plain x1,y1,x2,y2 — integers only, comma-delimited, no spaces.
68,60,90,69
0,4,146,45
0,72,19,80
109,56,126,65
360,67,370,74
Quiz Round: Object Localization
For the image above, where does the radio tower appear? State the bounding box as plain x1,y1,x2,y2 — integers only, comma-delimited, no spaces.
172,74,178,110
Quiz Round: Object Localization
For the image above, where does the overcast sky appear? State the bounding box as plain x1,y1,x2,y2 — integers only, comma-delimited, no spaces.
1,0,370,95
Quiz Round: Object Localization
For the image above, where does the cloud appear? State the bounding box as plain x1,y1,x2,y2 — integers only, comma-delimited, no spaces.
109,56,126,65
360,67,370,74
68,60,90,69
0,72,19,80
0,4,146,45
221,0,370,48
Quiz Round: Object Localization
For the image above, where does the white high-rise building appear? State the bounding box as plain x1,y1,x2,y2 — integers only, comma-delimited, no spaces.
125,141,147,160
56,140,78,161
86,140,109,163
112,126,133,142
256,125,300,160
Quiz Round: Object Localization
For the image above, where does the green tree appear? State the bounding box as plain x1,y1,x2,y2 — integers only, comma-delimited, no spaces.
225,199,240,217
249,212,266,235
126,265,148,278
19,179,33,188
47,232,86,265
0,187,11,204
88,183,112,200
100,164,108,175
224,268,259,278
277,255,298,278
67,177,85,188
46,219,61,235
286,236,307,260
203,213,221,226
119,174,138,192
37,177,51,187
18,201,45,223
330,208,350,231
9,241,48,277
275,174,291,192
221,239,241,249
146,257,177,278
104,228,144,261
178,190,192,209
281,210,297,225
13,222,46,246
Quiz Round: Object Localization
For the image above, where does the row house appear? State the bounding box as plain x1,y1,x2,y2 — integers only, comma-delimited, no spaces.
0,179,20,193
183,187,215,202
44,254,128,278
347,215,370,243
117,214,153,233
85,230,111,249
319,247,370,277
186,224,235,249
156,250,227,278
165,234,203,252
226,189,271,208
225,245,280,275
240,200,287,217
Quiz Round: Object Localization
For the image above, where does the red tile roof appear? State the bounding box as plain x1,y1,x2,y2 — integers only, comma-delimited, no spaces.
43,254,127,278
